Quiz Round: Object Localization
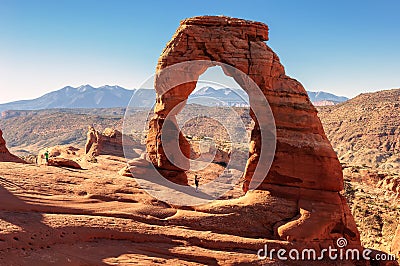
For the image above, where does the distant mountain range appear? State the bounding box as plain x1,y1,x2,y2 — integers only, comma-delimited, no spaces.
0,85,135,112
307,91,349,106
187,87,250,107
0,85,348,112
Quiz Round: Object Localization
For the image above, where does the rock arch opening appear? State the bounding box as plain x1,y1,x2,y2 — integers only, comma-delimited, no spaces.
146,59,272,190
175,65,255,198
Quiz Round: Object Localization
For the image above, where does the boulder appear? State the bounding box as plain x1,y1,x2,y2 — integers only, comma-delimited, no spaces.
48,158,82,169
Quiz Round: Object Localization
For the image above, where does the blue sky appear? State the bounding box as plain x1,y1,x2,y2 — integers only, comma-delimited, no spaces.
1,0,399,103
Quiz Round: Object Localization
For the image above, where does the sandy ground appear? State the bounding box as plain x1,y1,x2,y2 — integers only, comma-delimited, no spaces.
2,156,392,265
0,156,286,265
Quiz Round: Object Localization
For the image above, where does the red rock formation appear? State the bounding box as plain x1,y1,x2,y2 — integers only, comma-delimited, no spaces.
85,126,140,159
0,129,25,163
147,16,342,191
48,158,82,169
85,126,100,156
131,16,361,247
119,155,152,177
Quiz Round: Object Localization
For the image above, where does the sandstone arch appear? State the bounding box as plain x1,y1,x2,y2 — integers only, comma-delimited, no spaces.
145,16,361,245
147,16,342,192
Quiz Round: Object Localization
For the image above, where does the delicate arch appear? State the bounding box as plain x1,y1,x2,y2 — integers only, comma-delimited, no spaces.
147,16,343,193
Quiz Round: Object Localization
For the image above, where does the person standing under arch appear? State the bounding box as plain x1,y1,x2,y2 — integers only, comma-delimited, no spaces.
194,175,201,192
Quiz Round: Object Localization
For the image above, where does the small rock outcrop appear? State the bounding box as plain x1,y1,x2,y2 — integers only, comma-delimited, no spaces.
190,141,230,165
119,154,152,177
38,146,82,169
85,126,140,159
48,158,82,169
39,146,81,158
0,129,25,163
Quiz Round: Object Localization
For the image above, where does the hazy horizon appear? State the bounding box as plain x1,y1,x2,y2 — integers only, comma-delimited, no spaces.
1,0,399,104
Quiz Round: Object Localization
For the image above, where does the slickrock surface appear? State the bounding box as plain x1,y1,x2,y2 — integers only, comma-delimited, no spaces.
0,129,25,163
0,158,344,265
6,156,394,265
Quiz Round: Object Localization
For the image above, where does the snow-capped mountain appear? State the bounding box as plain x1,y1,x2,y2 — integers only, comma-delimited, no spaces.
188,87,250,107
0,85,135,111
0,85,348,112
307,91,348,105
